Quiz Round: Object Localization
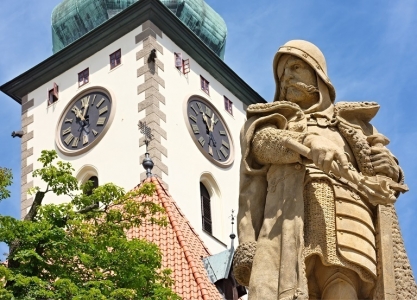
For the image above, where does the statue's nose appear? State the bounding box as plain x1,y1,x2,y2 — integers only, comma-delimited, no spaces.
282,69,293,81
280,71,293,86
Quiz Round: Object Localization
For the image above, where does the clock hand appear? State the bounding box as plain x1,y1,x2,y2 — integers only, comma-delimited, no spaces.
208,131,217,147
209,114,215,132
75,125,84,146
82,108,90,127
73,107,85,122
82,100,90,119
202,112,216,147
82,123,90,134
78,112,87,127
202,113,210,130
78,111,85,122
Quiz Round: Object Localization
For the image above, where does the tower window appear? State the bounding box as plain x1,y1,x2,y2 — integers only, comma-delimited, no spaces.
200,76,210,95
78,68,89,87
48,83,59,105
200,182,212,234
224,96,233,115
84,176,99,196
110,49,121,69
174,52,190,74
183,59,190,74
175,52,182,70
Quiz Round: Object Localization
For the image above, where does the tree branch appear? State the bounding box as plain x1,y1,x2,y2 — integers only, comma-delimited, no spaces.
76,203,99,214
7,191,46,270
24,190,46,221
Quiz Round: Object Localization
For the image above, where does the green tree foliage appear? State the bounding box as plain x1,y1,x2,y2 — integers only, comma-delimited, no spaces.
0,150,180,299
0,167,12,201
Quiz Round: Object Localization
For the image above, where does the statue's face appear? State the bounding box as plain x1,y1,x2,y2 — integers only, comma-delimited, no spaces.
279,56,319,109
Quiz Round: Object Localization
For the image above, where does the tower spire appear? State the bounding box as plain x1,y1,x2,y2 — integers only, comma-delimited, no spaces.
138,121,154,178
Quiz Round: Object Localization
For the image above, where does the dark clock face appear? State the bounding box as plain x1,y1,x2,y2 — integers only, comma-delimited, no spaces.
186,98,233,167
56,89,113,155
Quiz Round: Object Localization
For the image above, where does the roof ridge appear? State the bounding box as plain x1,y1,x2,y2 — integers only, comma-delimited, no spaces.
150,177,216,300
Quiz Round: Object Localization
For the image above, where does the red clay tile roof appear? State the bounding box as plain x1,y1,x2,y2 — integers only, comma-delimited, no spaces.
127,177,222,300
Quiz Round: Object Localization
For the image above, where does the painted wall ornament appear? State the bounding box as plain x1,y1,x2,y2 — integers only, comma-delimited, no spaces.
233,40,416,299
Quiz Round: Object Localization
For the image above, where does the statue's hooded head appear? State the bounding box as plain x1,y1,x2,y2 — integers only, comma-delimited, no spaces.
273,40,336,113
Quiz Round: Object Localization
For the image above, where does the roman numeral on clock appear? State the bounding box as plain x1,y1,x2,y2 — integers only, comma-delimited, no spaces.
99,105,108,115
64,133,74,145
96,98,105,108
189,114,197,123
220,146,229,158
97,117,106,126
72,137,79,148
191,104,199,115
208,145,213,156
92,129,98,136
217,150,222,160
92,94,97,105
81,96,90,108
196,102,203,113
65,118,73,123
192,124,199,134
222,140,229,149
71,106,80,114
83,135,88,145
205,106,212,117
62,127,72,135
198,136,205,147
219,130,226,136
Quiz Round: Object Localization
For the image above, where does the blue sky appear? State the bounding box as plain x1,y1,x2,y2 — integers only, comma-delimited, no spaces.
1,0,416,275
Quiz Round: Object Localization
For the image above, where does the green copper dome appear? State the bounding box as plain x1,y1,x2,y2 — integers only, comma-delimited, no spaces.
51,0,227,59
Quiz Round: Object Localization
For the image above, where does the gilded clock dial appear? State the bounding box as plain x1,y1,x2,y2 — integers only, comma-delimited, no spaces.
57,90,113,155
186,98,233,166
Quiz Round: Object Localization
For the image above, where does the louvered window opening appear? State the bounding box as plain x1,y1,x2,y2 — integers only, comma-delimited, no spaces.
200,183,212,234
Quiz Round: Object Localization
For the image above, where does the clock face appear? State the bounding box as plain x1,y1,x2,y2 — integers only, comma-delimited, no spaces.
56,89,114,156
185,98,234,167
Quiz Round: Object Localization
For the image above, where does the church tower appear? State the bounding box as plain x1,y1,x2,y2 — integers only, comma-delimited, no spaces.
0,0,265,255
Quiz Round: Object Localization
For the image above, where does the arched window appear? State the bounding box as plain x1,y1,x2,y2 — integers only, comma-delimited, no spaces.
76,165,99,195
199,172,224,242
200,182,212,234
85,176,99,196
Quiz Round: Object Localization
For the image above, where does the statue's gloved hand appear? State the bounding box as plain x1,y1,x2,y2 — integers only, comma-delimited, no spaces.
370,146,400,182
233,242,257,287
303,135,349,174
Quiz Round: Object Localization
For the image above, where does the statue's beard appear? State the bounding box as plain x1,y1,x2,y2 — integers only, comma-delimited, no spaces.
279,81,319,107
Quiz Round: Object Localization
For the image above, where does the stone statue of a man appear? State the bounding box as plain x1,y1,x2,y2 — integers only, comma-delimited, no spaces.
233,40,416,299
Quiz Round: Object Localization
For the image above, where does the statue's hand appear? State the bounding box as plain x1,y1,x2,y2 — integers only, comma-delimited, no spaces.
370,147,400,182
303,135,349,174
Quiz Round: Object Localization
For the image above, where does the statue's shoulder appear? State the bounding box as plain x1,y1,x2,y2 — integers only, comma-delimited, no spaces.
334,101,380,124
247,101,303,119
335,101,380,136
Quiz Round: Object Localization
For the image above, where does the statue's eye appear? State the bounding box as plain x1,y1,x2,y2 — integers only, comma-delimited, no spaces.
294,64,300,70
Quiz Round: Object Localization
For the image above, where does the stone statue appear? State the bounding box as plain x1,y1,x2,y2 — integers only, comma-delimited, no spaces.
233,40,416,299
